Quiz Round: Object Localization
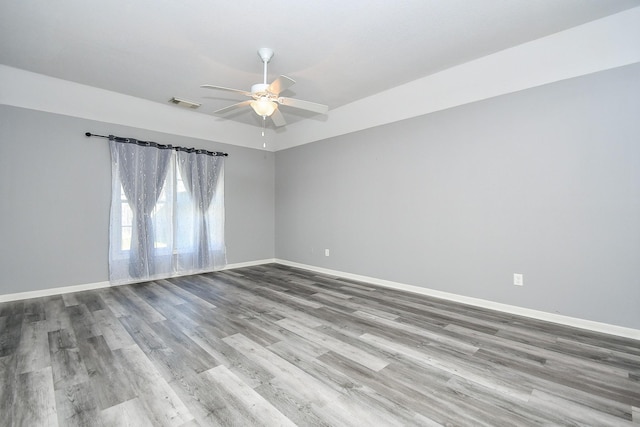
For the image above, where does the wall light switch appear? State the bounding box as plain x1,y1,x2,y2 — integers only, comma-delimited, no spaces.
325,249,330,257
513,273,524,286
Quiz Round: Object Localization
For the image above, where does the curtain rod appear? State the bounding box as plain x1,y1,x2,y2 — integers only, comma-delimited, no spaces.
85,132,228,157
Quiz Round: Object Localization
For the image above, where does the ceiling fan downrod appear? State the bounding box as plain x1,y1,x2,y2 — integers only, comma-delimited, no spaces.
258,48,274,85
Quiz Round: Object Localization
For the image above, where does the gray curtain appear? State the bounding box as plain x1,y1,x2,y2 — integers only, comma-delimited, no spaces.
109,140,172,279
177,150,223,270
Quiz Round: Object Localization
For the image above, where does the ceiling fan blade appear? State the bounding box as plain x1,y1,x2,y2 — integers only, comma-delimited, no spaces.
213,100,251,115
201,84,252,97
270,108,287,127
268,75,296,96
278,97,328,114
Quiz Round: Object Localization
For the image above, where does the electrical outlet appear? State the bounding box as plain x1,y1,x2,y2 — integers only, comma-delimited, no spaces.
513,273,524,286
325,249,330,257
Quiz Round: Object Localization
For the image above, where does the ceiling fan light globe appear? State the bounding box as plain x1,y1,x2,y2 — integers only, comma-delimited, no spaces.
251,98,277,117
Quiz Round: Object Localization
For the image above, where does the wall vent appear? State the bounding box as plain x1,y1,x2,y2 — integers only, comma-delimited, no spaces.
169,97,201,109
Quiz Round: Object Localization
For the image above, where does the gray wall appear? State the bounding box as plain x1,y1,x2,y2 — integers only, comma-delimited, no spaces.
275,63,640,329
0,106,274,294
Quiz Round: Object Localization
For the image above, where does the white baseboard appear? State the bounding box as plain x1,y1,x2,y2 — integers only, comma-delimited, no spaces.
0,280,112,303
2,258,637,341
224,258,277,270
0,259,277,303
274,259,640,341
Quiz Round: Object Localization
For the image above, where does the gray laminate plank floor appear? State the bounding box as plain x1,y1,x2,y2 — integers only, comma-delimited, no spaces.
1,263,639,426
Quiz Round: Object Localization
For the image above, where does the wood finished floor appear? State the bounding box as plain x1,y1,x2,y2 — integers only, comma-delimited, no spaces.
1,264,639,426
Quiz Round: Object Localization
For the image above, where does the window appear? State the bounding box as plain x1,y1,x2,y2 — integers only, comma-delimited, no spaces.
109,141,226,284
120,184,133,251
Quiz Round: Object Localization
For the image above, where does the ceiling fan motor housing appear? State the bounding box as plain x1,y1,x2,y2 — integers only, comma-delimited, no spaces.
251,83,270,96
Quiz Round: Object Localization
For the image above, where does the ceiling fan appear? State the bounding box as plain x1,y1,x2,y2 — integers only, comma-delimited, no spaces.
201,48,328,127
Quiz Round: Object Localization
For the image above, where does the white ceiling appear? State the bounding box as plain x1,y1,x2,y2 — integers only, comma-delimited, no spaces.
1,0,638,131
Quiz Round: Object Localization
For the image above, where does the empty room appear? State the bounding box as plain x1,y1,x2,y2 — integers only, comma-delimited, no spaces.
1,1,639,426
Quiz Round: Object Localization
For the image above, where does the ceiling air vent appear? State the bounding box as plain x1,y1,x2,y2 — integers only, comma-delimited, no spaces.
169,97,201,109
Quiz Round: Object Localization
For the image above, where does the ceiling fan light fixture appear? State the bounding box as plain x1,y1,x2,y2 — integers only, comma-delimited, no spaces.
201,48,328,127
250,97,277,117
